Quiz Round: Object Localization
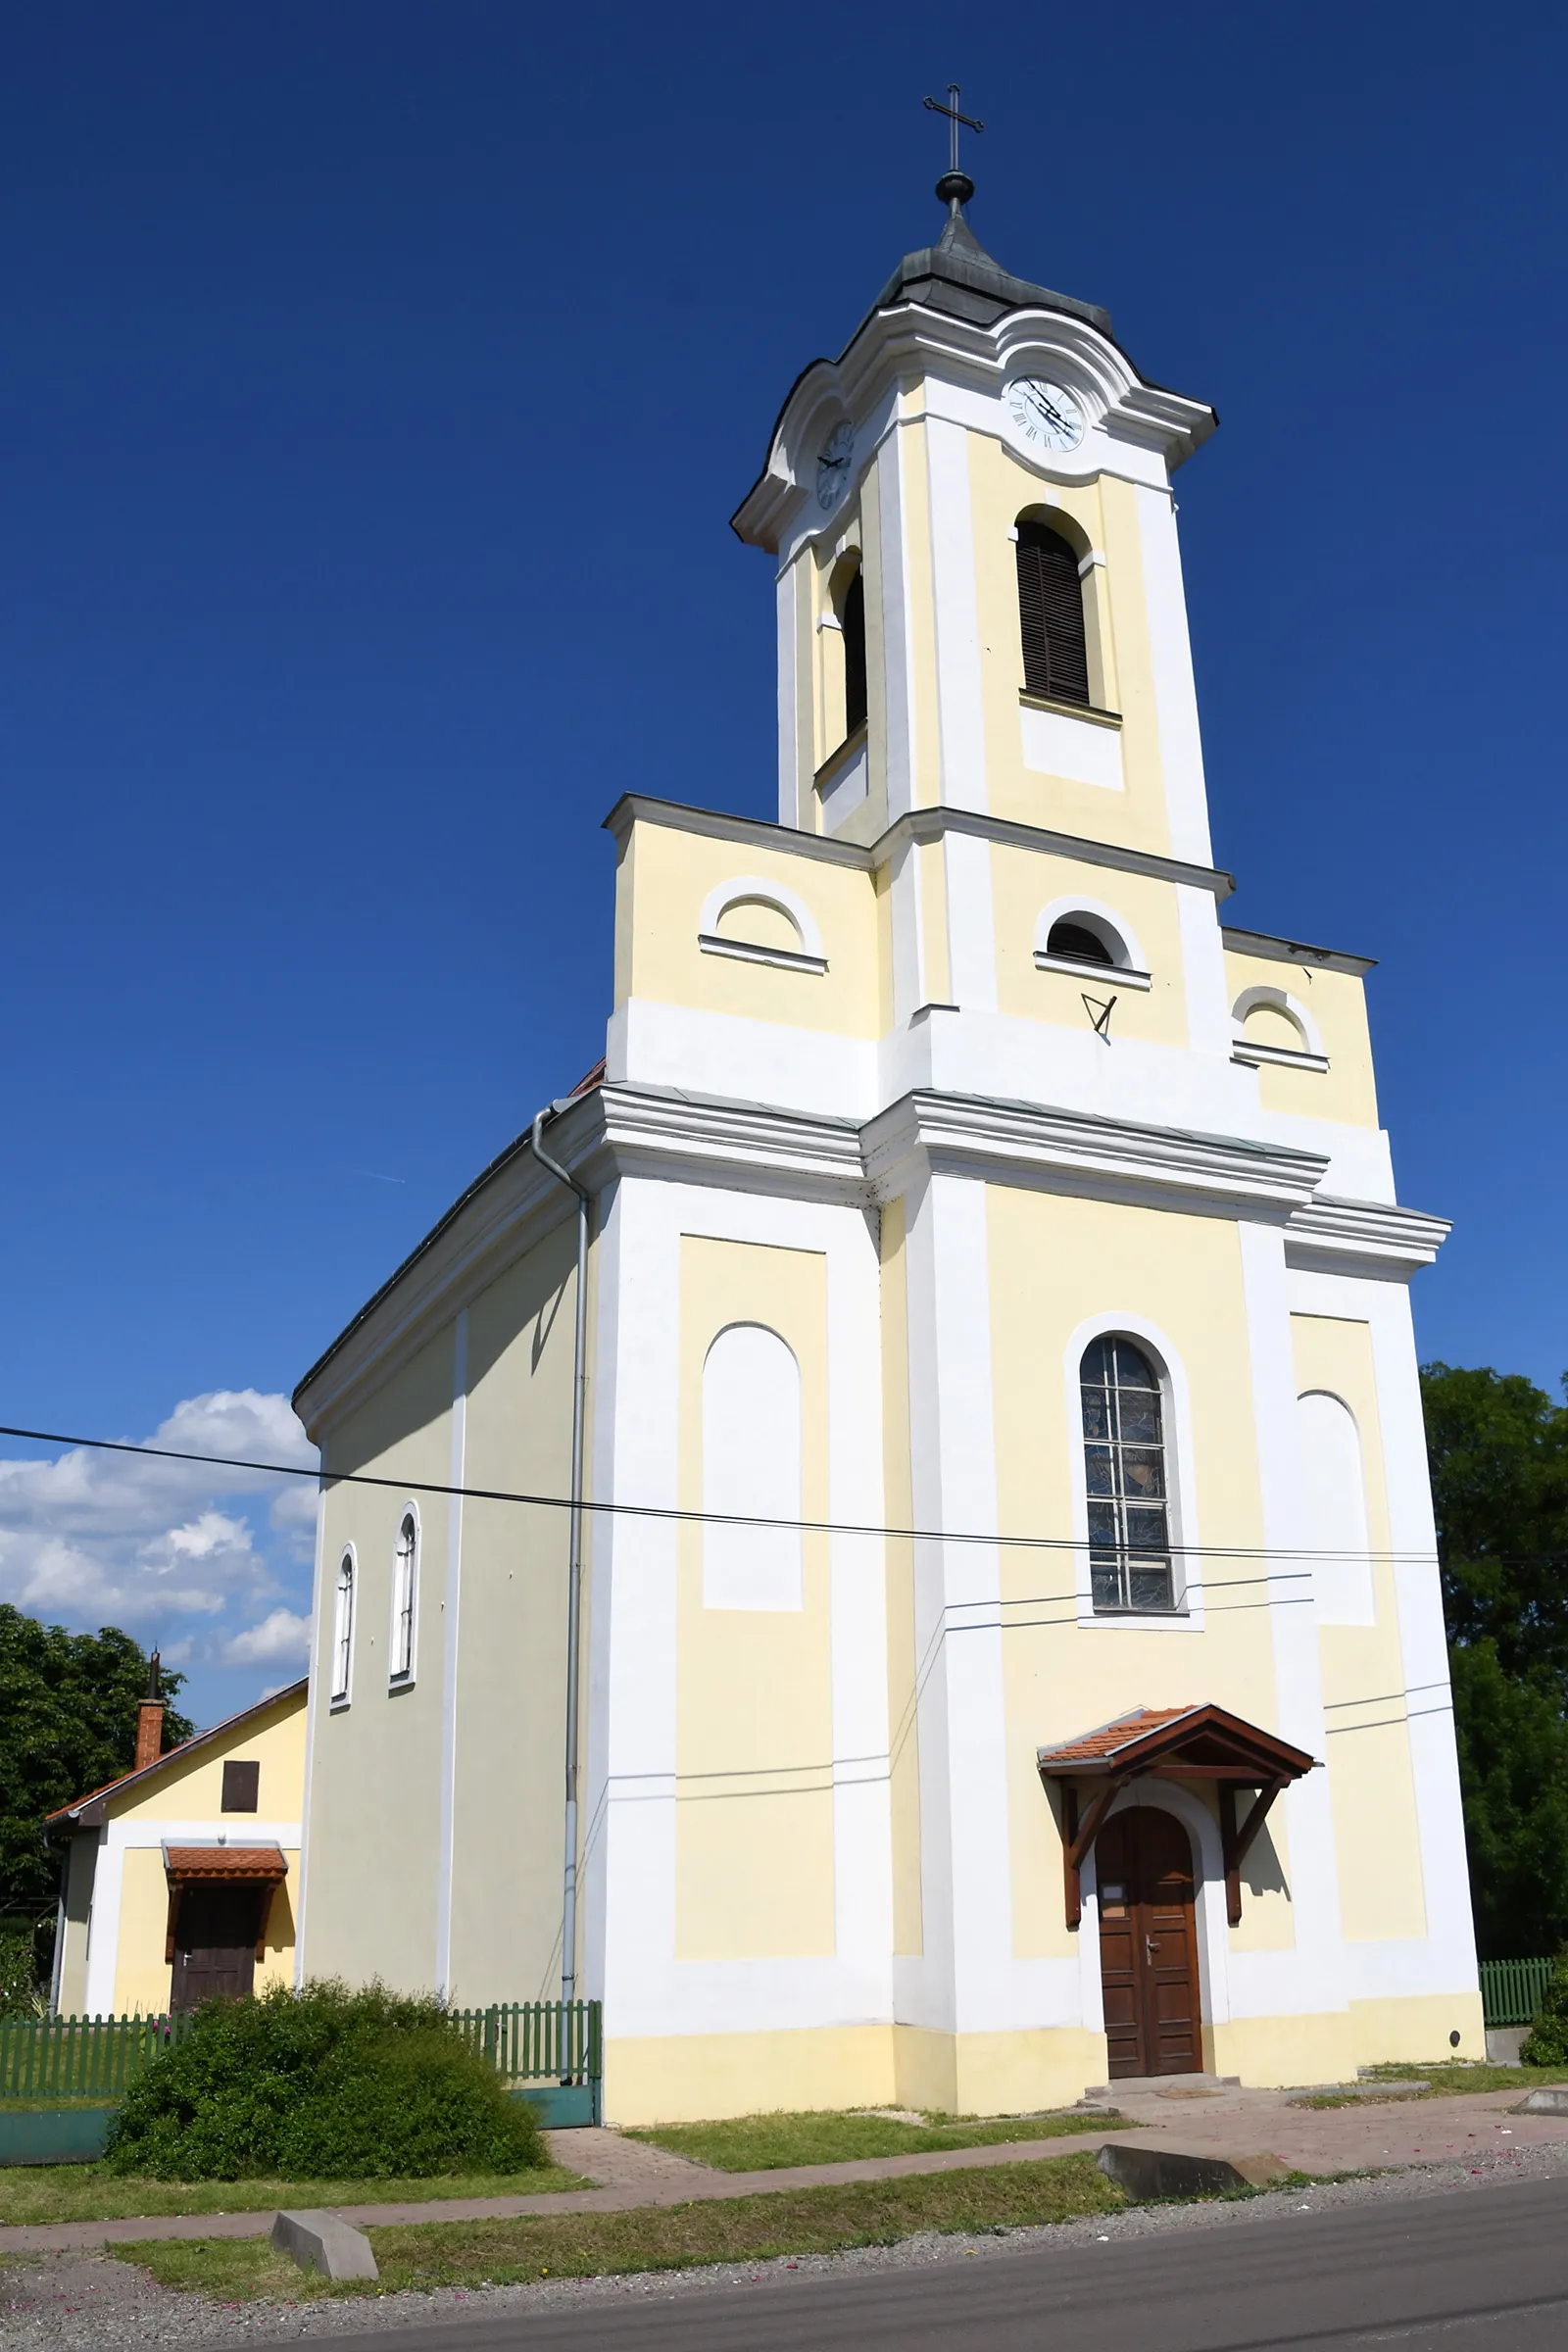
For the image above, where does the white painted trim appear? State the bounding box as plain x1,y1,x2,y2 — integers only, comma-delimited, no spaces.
1061,1309,1203,1627
1233,1041,1330,1074
877,425,918,824
775,564,798,827
1133,483,1214,867
1077,549,1107,577
435,1308,467,1995
1231,984,1326,1059
1032,895,1149,976
1035,954,1152,990
697,874,825,963
388,1496,421,1690
924,416,988,814
697,934,827,976
328,1541,359,1709
82,1829,119,2018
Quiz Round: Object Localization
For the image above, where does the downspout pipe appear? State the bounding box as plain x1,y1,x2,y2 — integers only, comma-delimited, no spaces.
530,1102,590,2021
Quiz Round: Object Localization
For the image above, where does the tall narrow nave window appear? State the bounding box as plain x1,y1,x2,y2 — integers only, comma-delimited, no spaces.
331,1551,355,1700
1080,1337,1175,1612
1016,522,1090,706
841,569,867,737
391,1513,417,1681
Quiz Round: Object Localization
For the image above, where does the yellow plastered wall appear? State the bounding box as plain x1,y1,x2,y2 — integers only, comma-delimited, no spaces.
984,1187,1293,1962
1223,949,1380,1128
966,435,1172,857
306,1324,457,1991
1292,1312,1428,1943
990,847,1189,1046
616,817,879,1040
675,1236,835,1961
878,1196,922,1955
447,1222,579,2003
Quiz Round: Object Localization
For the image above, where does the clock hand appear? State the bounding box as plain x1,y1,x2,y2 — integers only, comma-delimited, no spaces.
1025,386,1071,432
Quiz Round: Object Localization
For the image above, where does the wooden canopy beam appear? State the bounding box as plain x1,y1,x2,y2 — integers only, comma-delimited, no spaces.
1219,1780,1284,1927
1059,1779,1127,1930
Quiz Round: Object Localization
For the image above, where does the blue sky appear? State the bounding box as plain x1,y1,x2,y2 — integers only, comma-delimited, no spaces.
0,1,1562,1728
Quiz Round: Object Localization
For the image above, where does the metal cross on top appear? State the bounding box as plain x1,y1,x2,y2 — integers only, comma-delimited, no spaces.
922,82,984,212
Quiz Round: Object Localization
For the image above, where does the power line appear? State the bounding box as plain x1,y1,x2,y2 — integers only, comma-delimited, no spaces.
0,1418,1445,1564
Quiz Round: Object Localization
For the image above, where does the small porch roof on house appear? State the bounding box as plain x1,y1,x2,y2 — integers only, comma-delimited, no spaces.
1035,1702,1316,1785
161,1845,288,1886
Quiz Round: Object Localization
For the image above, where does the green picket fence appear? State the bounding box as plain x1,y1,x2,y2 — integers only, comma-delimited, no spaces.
452,2000,603,2087
0,2013,193,2099
1478,1956,1556,2030
2,1999,603,2105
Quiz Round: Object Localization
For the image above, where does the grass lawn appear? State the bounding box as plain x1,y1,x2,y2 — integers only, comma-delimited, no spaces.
118,2151,1127,2300
625,2106,1122,2171
1297,2062,1568,2108
0,2160,588,2228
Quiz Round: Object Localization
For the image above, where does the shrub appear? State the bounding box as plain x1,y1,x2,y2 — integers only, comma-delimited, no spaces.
1521,1950,1568,2066
0,1927,45,2019
104,1980,546,2180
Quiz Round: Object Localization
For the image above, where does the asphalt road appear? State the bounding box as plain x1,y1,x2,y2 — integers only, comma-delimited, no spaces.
238,2174,1568,2352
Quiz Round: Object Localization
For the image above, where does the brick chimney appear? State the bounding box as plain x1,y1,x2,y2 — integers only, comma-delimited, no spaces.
134,1651,165,1772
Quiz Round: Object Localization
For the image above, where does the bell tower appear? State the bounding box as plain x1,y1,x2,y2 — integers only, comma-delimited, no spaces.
731,174,1219,876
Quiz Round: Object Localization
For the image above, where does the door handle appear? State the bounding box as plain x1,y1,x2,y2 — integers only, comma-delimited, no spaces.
1145,1936,1158,1962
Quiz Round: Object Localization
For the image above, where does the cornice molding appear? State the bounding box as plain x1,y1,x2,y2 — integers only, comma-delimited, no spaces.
297,1084,1447,1438
604,793,1236,901
860,1091,1328,1220
1285,1193,1450,1273
1222,925,1377,979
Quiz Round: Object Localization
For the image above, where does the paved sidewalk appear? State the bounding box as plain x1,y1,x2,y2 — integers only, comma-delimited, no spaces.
3,2088,1565,2257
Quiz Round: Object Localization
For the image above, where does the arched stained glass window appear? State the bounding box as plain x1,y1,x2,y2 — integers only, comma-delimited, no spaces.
1080,1337,1176,1613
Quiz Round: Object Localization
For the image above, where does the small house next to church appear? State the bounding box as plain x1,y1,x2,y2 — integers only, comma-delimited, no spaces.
48,1677,305,2016
292,175,1480,2119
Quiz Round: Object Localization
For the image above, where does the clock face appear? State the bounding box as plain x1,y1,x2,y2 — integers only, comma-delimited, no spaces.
815,419,856,511
1006,377,1085,455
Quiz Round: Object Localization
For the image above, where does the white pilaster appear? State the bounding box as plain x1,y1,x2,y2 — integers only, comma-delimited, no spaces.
877,425,919,823
900,1168,1011,2031
924,417,988,814
1135,484,1215,868
1234,1222,1348,2021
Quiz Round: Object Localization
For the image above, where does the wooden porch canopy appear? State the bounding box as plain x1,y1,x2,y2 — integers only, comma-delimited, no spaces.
161,1844,287,1965
1036,1704,1316,1931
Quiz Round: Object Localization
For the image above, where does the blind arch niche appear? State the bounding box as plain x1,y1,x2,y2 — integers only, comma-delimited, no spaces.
1298,1391,1375,1625
702,1323,804,1611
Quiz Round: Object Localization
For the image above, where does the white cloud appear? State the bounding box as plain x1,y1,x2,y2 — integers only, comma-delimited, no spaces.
0,1390,318,1640
221,1608,312,1668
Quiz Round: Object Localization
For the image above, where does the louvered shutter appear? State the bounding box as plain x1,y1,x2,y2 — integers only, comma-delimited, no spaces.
1015,524,1090,706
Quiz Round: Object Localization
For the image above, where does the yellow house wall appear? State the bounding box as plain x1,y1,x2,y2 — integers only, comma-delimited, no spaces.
114,1693,305,1825
1292,1311,1428,1943
1223,948,1380,1128
617,818,879,1040
990,848,1189,1046
306,1325,457,1991
985,1187,1296,1964
675,1235,835,1961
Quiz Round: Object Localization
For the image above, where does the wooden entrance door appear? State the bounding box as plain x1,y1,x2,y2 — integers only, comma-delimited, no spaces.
1096,1807,1200,2078
172,1884,263,2010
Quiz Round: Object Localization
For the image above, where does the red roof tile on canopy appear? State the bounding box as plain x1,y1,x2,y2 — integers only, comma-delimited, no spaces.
163,1846,288,1885
1036,1701,1316,1782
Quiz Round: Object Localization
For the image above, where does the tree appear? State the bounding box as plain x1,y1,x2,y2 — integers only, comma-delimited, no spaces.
1422,1363,1568,1956
0,1605,194,1913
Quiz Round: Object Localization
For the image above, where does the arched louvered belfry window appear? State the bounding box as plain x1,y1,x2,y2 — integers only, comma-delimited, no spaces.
1080,1336,1176,1613
841,568,867,738
1046,918,1113,967
1016,521,1090,707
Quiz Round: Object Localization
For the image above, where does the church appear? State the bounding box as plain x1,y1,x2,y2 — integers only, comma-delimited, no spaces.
289,166,1482,2122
